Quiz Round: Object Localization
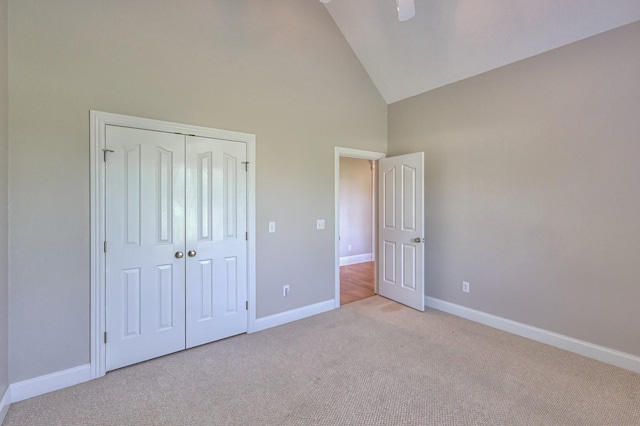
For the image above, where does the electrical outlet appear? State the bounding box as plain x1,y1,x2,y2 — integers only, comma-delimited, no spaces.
462,281,470,293
316,219,325,230
283,285,290,297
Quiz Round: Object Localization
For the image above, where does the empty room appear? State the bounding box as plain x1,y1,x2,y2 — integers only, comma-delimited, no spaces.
1,1,639,424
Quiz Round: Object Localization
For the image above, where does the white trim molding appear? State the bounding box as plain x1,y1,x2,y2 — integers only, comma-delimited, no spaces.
425,297,640,374
253,299,336,332
334,147,385,309
9,364,92,404
0,385,10,423
90,111,257,378
339,253,373,266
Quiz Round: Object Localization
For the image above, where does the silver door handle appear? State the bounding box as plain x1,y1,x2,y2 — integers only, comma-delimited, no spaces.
413,238,424,243
188,250,197,257
175,251,184,259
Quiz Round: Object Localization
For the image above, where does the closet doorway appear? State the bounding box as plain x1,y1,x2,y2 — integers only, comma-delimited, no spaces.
90,111,256,378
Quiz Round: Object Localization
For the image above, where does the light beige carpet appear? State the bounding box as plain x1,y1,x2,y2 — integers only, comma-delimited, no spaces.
4,296,640,425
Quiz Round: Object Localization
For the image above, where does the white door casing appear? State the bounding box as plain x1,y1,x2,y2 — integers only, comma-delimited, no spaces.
378,152,425,311
91,111,256,379
185,136,248,348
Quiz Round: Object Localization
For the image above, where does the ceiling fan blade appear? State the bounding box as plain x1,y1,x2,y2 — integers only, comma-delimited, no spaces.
396,0,415,21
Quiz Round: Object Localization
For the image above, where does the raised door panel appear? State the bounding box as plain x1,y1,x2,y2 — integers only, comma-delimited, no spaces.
185,136,248,348
383,167,396,230
383,241,396,284
380,163,399,290
105,125,186,371
197,259,214,320
402,165,416,232
197,152,213,242
401,244,417,290
122,268,141,337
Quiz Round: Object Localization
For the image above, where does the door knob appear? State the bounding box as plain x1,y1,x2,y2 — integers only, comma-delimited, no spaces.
413,237,423,243
188,250,197,257
175,251,184,259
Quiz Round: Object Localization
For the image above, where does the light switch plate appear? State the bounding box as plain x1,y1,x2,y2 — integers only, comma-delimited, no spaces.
316,219,325,230
268,221,276,233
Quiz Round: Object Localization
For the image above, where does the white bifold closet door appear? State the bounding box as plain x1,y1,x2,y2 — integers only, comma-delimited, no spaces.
105,126,247,371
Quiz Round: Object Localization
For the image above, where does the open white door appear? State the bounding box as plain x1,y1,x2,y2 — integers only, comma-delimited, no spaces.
378,152,425,311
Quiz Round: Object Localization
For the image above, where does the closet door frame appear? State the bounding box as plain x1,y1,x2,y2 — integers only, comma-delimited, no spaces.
90,111,257,379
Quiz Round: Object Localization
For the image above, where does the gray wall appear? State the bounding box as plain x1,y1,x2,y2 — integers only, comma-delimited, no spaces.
339,157,373,258
8,0,387,383
0,0,8,399
388,22,640,357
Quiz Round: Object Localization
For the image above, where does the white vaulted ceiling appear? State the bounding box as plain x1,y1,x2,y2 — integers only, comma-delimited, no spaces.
322,0,640,103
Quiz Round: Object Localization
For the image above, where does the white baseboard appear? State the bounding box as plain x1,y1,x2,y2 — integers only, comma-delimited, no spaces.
9,364,92,404
425,297,640,374
0,385,10,424
339,253,372,266
252,299,336,332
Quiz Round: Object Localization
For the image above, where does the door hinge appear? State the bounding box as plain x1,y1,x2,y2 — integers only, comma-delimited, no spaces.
103,149,114,162
104,331,107,344
246,301,248,311
103,241,107,253
245,232,248,241
242,161,249,171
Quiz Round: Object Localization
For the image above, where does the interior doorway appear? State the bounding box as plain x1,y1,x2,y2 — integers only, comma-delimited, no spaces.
339,157,375,305
334,148,385,307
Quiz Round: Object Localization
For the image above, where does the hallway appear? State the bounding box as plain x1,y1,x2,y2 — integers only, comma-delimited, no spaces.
340,261,375,305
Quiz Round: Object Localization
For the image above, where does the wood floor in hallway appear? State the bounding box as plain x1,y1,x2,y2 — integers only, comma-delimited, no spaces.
340,261,375,305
